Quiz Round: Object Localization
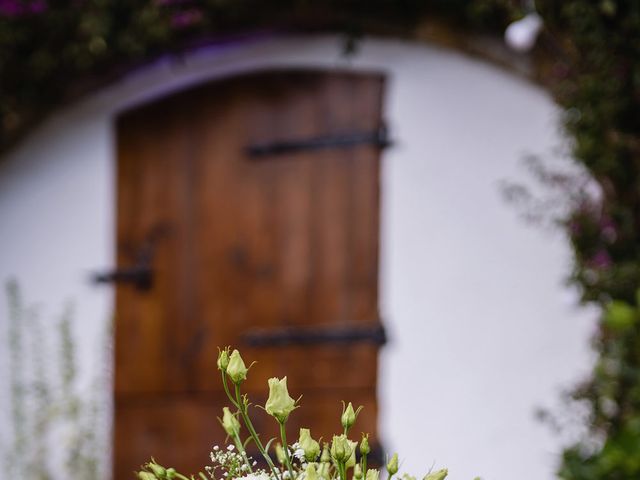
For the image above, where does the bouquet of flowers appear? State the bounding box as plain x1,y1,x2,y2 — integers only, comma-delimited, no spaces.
136,348,452,480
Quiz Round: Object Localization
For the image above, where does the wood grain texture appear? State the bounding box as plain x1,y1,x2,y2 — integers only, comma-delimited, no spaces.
114,70,385,478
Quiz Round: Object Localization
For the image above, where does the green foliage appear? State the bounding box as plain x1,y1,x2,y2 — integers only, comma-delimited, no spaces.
530,1,640,477
2,279,110,479
0,0,520,150
556,296,640,479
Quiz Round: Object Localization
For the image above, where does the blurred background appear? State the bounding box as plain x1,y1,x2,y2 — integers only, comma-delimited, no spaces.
1,2,638,480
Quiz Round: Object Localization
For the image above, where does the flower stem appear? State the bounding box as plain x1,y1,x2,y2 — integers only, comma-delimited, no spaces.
222,371,239,409
232,431,253,473
337,462,347,480
220,373,254,472
232,383,281,480
279,422,296,480
361,453,368,479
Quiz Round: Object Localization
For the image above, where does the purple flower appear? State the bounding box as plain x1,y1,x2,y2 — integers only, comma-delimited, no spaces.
589,249,613,269
170,8,202,28
0,0,22,16
0,0,47,16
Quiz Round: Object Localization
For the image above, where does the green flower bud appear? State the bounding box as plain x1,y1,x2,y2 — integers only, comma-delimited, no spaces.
165,468,176,479
320,443,331,463
401,475,416,480
275,443,287,465
341,402,362,431
217,347,230,371
318,462,331,480
366,469,380,480
353,464,363,480
147,461,166,477
226,349,248,384
299,428,321,461
265,377,297,423
221,407,240,437
345,440,358,468
330,434,353,463
137,472,156,480
386,453,399,475
423,469,448,480
305,463,319,480
359,434,370,456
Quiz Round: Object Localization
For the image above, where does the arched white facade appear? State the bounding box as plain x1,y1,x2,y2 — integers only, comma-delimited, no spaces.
0,35,597,479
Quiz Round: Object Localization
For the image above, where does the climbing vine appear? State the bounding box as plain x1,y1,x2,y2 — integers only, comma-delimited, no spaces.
537,2,640,478
2,1,640,478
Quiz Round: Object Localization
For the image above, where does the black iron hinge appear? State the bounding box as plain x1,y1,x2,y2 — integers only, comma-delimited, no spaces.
242,323,387,347
246,124,392,158
91,225,168,291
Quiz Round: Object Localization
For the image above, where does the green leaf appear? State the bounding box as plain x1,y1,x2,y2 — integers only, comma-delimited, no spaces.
604,301,636,332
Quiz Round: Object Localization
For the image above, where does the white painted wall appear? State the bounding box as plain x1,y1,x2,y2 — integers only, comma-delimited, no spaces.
0,35,597,479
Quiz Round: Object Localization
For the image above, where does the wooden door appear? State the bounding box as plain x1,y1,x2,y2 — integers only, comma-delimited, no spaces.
114,70,386,478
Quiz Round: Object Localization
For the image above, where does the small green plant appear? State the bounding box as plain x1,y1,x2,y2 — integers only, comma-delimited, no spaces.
136,348,464,480
557,294,640,479
2,279,110,479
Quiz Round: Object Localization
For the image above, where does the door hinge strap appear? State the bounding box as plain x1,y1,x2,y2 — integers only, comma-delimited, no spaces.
92,266,153,291
242,323,387,347
246,125,391,158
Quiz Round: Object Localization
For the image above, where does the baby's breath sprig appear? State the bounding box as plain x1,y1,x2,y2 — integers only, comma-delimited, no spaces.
206,444,259,480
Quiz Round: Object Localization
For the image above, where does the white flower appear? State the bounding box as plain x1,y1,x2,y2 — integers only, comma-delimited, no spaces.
235,474,272,480
293,448,306,461
227,445,235,451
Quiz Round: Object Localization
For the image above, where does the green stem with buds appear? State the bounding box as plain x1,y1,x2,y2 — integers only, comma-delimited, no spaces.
229,382,281,480
220,371,255,473
278,422,295,480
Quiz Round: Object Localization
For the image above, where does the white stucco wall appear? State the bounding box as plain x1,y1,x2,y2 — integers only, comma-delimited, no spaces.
0,35,596,479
